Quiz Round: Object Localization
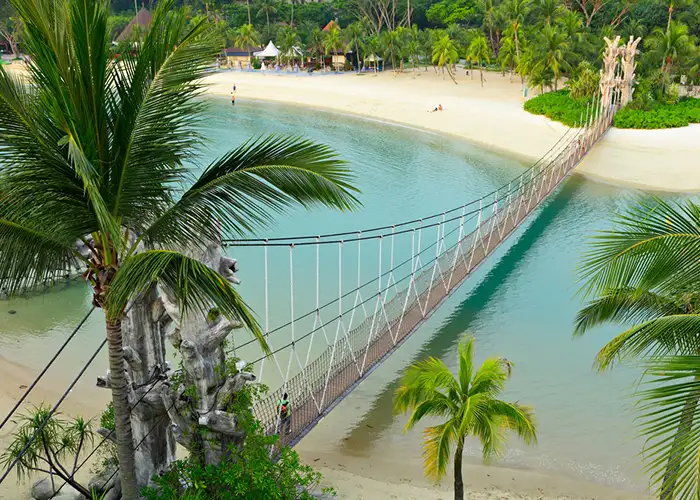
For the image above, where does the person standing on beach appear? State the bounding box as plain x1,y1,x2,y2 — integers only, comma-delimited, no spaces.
277,392,292,435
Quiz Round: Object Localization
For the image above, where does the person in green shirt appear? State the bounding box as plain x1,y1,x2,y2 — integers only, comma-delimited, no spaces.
277,392,291,435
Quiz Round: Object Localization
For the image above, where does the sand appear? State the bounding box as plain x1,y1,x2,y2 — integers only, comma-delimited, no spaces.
204,68,700,193
0,63,666,499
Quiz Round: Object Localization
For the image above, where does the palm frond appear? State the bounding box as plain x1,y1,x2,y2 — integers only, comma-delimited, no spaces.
141,135,360,249
458,336,475,395
489,400,537,446
107,0,220,227
401,397,454,432
0,220,83,296
594,315,700,371
636,356,700,500
422,422,456,480
578,198,700,300
574,288,687,337
105,250,267,352
469,356,511,397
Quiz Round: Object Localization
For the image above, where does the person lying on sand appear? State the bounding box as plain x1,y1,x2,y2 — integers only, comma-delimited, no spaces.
429,104,444,112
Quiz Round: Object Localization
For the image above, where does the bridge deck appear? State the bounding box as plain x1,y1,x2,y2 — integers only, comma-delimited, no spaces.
251,111,612,449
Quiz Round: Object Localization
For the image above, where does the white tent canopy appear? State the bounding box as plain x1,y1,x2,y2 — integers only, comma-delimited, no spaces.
364,53,382,62
254,41,280,58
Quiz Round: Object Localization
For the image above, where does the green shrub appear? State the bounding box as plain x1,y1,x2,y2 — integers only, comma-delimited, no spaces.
613,97,700,129
524,90,596,127
568,61,600,99
141,420,333,499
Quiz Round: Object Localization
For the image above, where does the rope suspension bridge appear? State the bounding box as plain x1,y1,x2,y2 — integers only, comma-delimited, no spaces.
0,92,617,491
222,98,616,449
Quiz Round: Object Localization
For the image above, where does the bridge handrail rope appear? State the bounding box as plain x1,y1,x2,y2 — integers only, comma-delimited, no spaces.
0,307,96,431
222,124,582,246
243,96,617,449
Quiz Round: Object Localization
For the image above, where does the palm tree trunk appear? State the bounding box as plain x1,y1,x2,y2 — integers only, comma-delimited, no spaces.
266,11,270,38
106,318,139,500
660,373,700,500
247,0,251,25
666,3,673,32
291,2,294,26
480,64,484,86
454,437,465,500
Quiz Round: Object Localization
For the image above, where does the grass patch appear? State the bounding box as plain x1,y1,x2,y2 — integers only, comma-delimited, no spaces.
523,90,595,127
613,98,700,129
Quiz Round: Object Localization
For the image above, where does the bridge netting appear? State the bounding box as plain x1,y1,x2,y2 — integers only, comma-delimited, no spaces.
221,96,615,448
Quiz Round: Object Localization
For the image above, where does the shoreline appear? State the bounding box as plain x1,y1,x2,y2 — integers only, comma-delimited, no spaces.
203,69,700,193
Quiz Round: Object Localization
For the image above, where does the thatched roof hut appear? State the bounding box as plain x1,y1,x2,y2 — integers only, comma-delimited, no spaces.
116,7,152,42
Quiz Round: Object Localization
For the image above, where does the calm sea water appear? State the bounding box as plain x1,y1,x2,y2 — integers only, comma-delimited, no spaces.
0,97,652,489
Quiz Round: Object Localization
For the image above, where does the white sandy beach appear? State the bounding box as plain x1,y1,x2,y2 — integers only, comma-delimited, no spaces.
205,68,700,193
0,63,679,500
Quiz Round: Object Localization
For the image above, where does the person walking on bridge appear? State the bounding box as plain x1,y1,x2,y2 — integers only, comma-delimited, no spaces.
277,392,292,435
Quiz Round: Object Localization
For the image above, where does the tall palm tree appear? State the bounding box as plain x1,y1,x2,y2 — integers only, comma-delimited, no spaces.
234,23,261,67
502,0,531,61
477,0,501,55
575,198,700,500
277,25,301,66
324,24,344,70
535,0,563,25
499,35,517,79
308,27,326,68
394,337,537,500
432,33,459,83
256,0,277,41
467,32,491,86
406,25,421,72
647,22,691,77
382,29,402,72
0,0,359,498
344,21,366,72
533,24,571,90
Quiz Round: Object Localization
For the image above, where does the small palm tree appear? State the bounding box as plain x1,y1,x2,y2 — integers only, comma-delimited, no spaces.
0,1,358,498
499,36,517,80
533,24,571,90
467,32,491,86
308,27,326,68
234,23,261,66
394,337,537,500
382,29,403,72
575,198,700,500
277,26,301,66
432,33,460,83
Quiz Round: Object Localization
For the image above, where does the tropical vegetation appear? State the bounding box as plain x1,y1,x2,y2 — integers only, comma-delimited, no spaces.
575,198,700,500
0,0,357,498
394,337,537,500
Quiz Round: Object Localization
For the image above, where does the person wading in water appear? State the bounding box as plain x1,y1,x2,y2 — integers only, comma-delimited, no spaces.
277,392,291,435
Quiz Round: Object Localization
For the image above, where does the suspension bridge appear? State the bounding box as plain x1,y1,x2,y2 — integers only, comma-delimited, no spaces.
219,99,615,449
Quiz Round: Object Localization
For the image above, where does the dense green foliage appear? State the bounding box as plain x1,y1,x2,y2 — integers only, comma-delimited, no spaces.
575,199,700,500
523,89,594,126
613,97,700,128
141,421,330,499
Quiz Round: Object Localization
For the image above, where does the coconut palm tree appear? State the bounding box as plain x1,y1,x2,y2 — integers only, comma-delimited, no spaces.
575,198,700,500
432,33,459,83
647,22,691,77
382,29,402,72
533,24,571,90
394,337,537,500
308,27,326,68
467,32,491,86
502,0,531,60
324,24,344,71
0,0,359,498
499,35,517,79
344,21,366,72
535,0,564,25
405,25,421,72
277,25,301,66
234,23,261,66
256,0,277,41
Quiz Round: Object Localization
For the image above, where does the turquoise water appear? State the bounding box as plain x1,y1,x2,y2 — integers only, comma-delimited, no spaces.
0,97,647,490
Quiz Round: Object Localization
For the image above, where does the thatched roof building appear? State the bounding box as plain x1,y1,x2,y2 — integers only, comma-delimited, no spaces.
116,7,152,42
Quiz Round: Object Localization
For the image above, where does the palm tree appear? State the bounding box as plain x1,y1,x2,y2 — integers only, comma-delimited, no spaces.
277,25,301,66
256,0,277,41
502,0,531,61
533,24,571,90
394,337,537,500
308,27,326,68
344,21,366,72
0,0,359,498
324,24,344,71
432,33,460,83
234,23,261,67
535,0,563,25
575,198,700,500
477,0,501,55
467,32,491,86
382,29,402,72
406,25,421,72
499,35,517,79
647,22,691,77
